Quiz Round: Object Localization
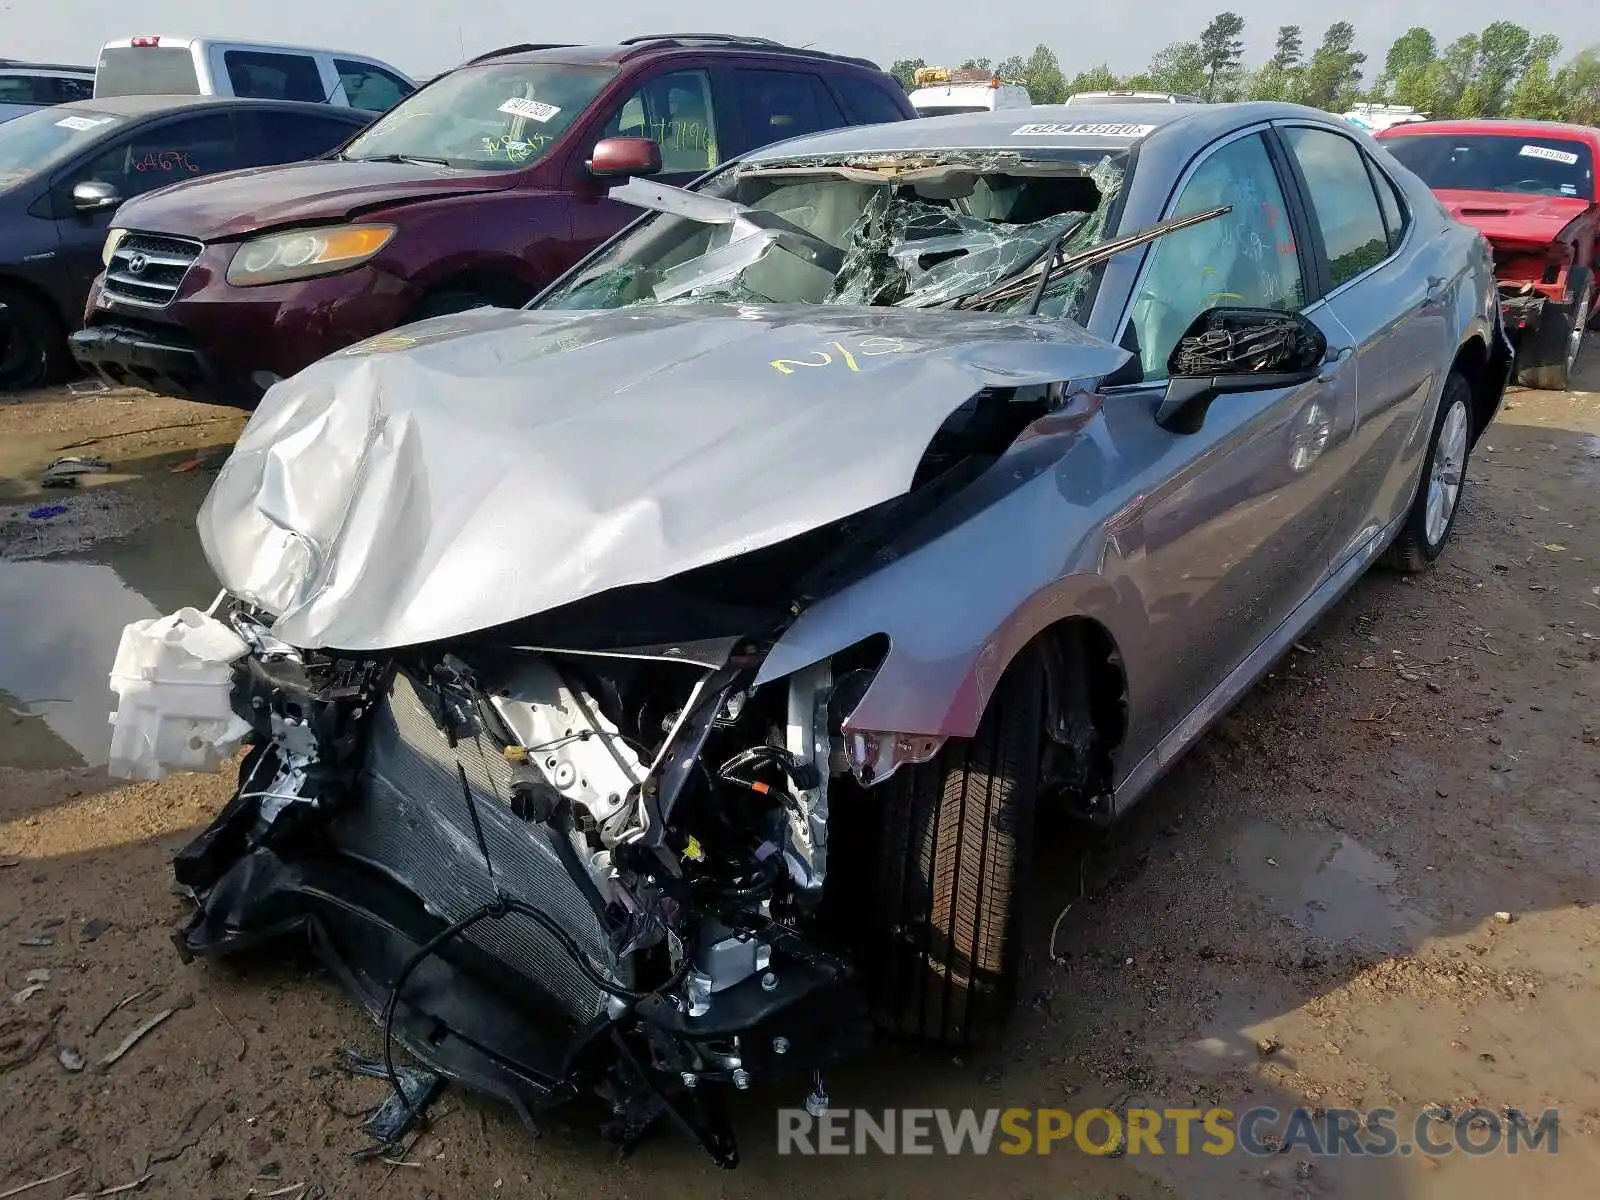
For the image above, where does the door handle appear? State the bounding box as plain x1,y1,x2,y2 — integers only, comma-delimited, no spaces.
1317,346,1353,383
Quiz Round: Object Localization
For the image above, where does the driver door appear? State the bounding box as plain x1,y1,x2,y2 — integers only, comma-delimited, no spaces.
568,68,724,266
1107,127,1359,764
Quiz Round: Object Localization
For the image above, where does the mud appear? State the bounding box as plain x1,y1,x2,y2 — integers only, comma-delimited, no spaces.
1,361,1597,1199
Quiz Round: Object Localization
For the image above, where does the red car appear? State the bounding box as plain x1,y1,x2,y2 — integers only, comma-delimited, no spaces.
69,36,915,406
1378,118,1598,389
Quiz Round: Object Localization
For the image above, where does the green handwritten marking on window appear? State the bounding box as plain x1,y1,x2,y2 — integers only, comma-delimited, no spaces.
770,336,909,375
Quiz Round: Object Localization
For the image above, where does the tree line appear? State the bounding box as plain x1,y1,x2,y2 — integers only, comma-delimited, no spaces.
890,18,1600,124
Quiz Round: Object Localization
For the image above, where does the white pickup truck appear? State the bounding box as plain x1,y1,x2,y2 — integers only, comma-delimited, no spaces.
907,66,1031,118
94,36,415,113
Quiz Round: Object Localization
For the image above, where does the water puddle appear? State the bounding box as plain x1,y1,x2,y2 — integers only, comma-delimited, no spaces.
0,534,216,770
1230,819,1433,950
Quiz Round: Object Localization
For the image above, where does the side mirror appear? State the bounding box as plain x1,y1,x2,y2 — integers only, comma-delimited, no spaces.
72,179,122,215
587,136,662,179
1155,306,1328,434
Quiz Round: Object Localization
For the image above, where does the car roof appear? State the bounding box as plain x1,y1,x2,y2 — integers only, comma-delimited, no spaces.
53,94,372,119
1377,117,1600,143
0,59,95,74
743,100,1324,162
471,34,883,73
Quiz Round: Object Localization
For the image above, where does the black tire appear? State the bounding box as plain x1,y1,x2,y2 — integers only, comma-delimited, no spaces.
1383,371,1474,574
413,290,502,321
1516,268,1590,390
0,287,69,392
866,656,1043,1046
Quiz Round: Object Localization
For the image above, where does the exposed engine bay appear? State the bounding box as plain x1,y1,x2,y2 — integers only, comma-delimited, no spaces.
164,595,905,1165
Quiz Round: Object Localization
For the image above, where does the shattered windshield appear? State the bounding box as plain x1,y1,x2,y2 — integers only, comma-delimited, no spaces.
536,148,1129,321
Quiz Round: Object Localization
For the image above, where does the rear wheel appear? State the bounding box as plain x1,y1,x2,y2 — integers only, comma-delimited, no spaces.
1384,371,1473,573
0,288,69,392
1516,269,1590,391
865,657,1042,1046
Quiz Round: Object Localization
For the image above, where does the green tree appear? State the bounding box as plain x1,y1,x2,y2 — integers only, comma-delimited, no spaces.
1145,41,1209,95
996,54,1027,84
959,58,993,72
1021,43,1068,103
1066,64,1121,96
1510,56,1562,119
1302,22,1366,109
1270,25,1304,70
888,58,926,90
1377,27,1437,101
1475,21,1533,115
1424,34,1480,116
1553,47,1600,124
1198,12,1247,100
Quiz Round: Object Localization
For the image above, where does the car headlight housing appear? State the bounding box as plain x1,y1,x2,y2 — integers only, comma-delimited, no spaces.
226,224,396,287
102,228,128,267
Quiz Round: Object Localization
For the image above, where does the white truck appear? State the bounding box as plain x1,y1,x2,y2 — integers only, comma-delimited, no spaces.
908,66,1031,118
93,36,415,113
1341,103,1428,133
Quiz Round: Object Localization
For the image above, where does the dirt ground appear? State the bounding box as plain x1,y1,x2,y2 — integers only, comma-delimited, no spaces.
1,359,1597,1200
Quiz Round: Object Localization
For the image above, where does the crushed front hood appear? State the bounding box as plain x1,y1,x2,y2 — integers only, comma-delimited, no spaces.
1436,189,1592,252
197,303,1130,651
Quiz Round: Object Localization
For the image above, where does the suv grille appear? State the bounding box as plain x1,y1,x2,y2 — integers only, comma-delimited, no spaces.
102,232,203,308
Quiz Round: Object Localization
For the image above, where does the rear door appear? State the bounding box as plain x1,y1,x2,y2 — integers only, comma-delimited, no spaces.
217,48,328,103
331,58,415,113
1275,121,1445,571
728,68,848,153
231,108,368,166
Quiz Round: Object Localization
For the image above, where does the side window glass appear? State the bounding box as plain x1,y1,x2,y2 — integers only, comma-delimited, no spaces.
234,112,360,164
1367,160,1408,250
1127,133,1305,381
224,50,326,103
832,76,906,125
70,114,238,202
1283,126,1390,288
56,78,95,102
734,69,843,148
334,59,412,112
0,74,50,104
599,69,719,176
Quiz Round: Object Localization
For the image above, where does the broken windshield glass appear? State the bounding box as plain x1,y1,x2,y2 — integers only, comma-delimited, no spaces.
537,148,1128,322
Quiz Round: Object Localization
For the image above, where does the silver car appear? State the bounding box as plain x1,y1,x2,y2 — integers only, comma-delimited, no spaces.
142,102,1509,1165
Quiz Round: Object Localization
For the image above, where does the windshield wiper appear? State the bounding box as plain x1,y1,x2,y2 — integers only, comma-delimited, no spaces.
950,204,1233,313
340,152,452,166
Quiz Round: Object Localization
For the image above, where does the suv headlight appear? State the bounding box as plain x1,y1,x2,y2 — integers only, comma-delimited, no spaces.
102,228,128,267
226,224,396,287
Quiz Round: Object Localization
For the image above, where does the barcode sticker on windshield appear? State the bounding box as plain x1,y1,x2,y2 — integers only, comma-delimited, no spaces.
1013,122,1155,138
1519,144,1579,165
499,97,561,123
55,115,111,132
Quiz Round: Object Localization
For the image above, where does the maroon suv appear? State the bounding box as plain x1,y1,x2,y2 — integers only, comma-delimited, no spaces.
70,34,915,405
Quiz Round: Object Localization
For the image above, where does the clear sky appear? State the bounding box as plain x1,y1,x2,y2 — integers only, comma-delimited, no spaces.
5,0,1596,80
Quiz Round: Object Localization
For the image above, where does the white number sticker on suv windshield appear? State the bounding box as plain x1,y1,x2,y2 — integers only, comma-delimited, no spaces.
1519,144,1579,166
499,97,561,123
1012,122,1155,138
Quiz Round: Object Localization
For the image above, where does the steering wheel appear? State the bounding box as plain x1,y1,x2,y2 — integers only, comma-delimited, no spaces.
1511,178,1559,194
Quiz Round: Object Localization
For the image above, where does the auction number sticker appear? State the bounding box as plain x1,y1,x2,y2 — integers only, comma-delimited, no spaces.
55,115,112,132
1518,144,1579,165
1013,122,1155,138
499,97,561,123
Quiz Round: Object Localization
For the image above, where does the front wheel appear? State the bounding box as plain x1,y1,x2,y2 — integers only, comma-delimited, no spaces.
1516,270,1590,390
1383,371,1473,573
864,657,1043,1046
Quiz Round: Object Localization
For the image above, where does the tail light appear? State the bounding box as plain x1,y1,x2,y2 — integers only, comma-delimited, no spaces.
131,36,161,47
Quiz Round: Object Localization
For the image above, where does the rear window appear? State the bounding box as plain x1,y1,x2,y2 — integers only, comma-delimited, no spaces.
95,47,199,97
1383,132,1595,199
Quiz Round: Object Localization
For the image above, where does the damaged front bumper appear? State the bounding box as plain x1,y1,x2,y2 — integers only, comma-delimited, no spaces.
128,604,877,1166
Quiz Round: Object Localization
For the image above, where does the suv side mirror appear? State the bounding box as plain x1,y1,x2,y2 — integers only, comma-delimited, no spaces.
587,136,662,179
1155,306,1328,434
72,179,123,215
